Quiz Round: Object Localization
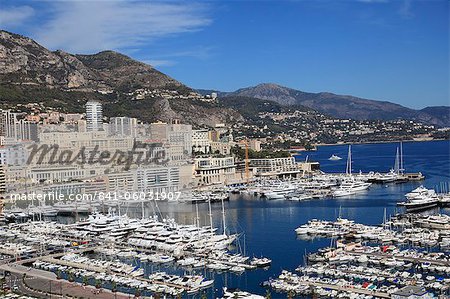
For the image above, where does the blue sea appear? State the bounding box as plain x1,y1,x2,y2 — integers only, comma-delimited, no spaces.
62,140,450,298
176,140,450,298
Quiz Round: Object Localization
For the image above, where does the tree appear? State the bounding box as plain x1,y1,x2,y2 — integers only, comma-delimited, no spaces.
111,281,117,293
82,276,88,286
265,289,272,299
95,279,101,289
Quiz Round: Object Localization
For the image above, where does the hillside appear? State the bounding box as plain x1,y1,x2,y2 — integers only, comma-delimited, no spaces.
227,83,449,127
0,30,241,126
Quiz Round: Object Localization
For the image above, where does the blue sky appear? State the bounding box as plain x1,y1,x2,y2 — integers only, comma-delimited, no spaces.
0,0,448,108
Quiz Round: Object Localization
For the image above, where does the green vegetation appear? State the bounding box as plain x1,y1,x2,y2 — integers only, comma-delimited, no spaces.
231,145,290,160
219,96,283,121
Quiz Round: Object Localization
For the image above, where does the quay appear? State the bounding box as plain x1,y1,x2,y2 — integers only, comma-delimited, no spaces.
308,281,390,298
112,244,258,270
345,250,450,266
38,256,194,293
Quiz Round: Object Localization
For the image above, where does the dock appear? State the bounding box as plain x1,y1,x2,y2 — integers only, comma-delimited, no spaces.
308,281,390,298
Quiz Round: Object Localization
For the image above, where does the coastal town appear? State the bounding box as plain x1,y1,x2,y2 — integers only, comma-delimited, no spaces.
0,98,449,299
0,0,449,298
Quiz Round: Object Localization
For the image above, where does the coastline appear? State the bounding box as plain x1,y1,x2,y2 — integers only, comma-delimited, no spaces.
312,138,449,148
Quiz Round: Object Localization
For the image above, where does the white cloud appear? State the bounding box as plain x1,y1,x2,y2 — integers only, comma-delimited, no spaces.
0,6,34,27
143,59,176,67
33,1,212,53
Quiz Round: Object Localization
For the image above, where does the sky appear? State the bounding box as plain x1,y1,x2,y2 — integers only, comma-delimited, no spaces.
0,0,448,109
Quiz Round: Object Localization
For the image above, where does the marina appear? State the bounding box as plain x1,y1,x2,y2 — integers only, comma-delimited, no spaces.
0,140,449,298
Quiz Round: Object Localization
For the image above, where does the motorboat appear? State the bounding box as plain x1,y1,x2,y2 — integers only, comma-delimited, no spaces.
400,196,439,213
221,287,264,299
332,180,371,197
329,154,342,161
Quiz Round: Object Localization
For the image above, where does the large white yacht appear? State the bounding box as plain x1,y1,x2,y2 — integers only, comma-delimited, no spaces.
332,179,372,197
399,186,439,212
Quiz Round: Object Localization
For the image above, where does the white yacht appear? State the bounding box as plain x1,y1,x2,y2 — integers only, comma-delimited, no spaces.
400,195,439,212
332,180,371,197
263,191,285,200
221,287,264,299
405,186,436,200
328,154,342,161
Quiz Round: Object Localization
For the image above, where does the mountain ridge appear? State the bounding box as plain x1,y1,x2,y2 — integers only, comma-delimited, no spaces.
206,83,449,127
0,30,241,126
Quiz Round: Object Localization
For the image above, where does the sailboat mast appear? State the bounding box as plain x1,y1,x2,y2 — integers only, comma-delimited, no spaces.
195,201,200,228
221,197,227,236
346,145,352,175
394,147,400,174
400,142,404,174
208,198,213,235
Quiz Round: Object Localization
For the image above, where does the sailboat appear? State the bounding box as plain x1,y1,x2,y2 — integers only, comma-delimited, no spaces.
332,145,371,197
368,142,404,183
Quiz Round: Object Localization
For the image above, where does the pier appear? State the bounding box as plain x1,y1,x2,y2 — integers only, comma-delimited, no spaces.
308,281,391,298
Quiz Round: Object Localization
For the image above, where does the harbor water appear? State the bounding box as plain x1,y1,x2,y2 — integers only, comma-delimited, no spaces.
58,140,450,297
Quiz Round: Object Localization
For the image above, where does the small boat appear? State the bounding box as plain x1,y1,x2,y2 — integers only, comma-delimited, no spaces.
221,287,264,299
329,154,342,161
250,257,272,267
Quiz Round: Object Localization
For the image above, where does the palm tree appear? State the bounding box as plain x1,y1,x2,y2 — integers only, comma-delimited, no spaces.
287,290,294,299
135,287,141,298
111,281,117,293
68,272,75,282
201,292,208,299
95,279,101,289
56,270,62,280
82,276,88,286
265,289,272,299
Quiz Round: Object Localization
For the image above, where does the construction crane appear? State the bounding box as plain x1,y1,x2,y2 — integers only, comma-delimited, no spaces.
245,139,250,184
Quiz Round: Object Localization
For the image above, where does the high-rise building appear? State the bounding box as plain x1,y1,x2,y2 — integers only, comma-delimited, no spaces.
0,112,5,139
0,110,38,141
148,121,192,162
0,110,18,139
0,165,5,215
109,117,137,137
85,101,103,132
16,119,38,141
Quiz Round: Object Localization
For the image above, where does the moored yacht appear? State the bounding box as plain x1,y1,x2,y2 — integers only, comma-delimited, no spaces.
332,180,371,197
